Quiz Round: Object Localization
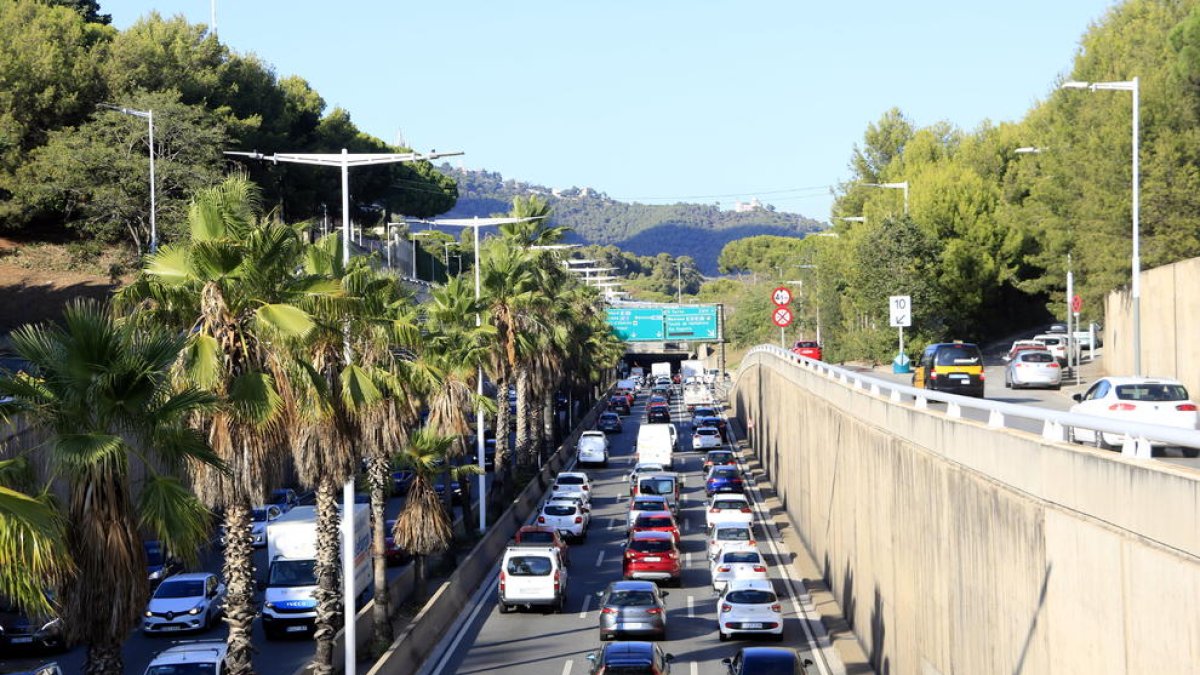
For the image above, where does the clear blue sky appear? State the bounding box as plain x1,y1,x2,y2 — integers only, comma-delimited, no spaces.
104,0,1117,221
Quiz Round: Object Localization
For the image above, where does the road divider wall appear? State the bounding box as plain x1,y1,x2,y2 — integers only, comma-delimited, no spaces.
732,349,1200,675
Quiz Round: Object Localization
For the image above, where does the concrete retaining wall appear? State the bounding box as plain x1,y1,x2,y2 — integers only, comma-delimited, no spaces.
1104,256,1200,395
732,350,1200,675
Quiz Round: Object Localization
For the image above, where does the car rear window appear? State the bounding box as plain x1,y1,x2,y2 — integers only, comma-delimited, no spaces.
557,475,585,485
1020,352,1055,363
629,539,673,553
722,551,762,564
635,515,674,528
543,505,575,516
713,499,746,510
696,428,718,436
717,527,751,541
601,413,619,421
602,666,654,675
725,589,777,604
639,478,675,495
607,590,657,607
711,467,739,478
520,531,553,544
1116,384,1189,401
935,345,982,366
633,499,667,510
506,556,552,576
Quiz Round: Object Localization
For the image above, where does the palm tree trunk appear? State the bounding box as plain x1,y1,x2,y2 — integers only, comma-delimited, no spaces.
222,503,258,675
489,377,511,517
366,451,394,652
529,385,544,466
542,388,557,459
311,479,343,675
515,369,534,469
83,644,123,675
458,473,474,539
415,555,427,600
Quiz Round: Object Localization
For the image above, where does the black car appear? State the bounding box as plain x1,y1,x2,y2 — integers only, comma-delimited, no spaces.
587,641,674,674
434,477,464,504
597,412,623,433
0,597,65,654
647,407,671,424
609,396,631,415
722,647,813,675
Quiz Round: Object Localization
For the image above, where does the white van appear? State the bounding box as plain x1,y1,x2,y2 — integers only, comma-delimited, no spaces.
636,423,676,470
635,472,681,515
498,545,568,613
577,431,609,466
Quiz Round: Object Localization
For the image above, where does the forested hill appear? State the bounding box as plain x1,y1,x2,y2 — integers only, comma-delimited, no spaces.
437,165,826,274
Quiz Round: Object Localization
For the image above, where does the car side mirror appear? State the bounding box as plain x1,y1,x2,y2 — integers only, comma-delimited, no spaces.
664,654,675,662
721,658,733,666
1072,393,1083,402
660,591,669,598
586,653,597,663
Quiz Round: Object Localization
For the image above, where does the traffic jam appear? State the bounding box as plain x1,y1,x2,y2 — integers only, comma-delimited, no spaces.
438,364,825,675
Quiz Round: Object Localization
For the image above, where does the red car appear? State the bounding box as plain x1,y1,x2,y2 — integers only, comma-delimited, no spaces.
384,519,411,566
623,531,681,586
630,511,680,544
513,525,571,567
791,341,823,361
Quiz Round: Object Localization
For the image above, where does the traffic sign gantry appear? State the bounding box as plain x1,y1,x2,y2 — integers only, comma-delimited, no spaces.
772,306,792,327
1071,295,1082,314
772,286,792,306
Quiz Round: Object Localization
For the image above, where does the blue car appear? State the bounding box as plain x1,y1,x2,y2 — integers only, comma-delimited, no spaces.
722,646,813,674
705,466,745,497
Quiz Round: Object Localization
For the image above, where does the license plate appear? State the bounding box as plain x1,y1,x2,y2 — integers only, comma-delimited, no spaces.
286,625,308,633
949,374,968,380
161,625,183,631
11,637,33,644
644,556,661,562
742,622,763,629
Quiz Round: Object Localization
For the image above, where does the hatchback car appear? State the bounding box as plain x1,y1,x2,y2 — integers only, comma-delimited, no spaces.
598,412,623,433
693,426,723,450
711,549,769,593
647,406,671,424
1004,349,1061,390
142,572,226,634
609,396,632,415
1032,333,1074,366
597,580,669,641
706,465,746,496
627,495,672,531
630,511,681,544
706,494,754,530
623,531,682,586
790,341,822,361
538,500,590,541
695,415,729,440
722,647,812,674
0,596,64,653
383,519,410,566
514,526,571,567
1002,339,1045,363
707,522,758,561
587,641,674,674
552,471,593,504
703,449,737,473
691,406,719,425
1069,377,1200,455
717,579,783,641
144,641,229,675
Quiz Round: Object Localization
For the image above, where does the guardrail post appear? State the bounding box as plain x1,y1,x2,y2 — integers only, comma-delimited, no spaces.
870,383,881,397
1124,437,1152,459
947,401,962,418
915,396,928,410
987,409,1005,428
1042,420,1067,442
889,389,901,403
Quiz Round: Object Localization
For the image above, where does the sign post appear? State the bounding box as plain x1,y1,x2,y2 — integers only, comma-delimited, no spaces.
889,295,912,373
1071,292,1082,385
771,287,793,348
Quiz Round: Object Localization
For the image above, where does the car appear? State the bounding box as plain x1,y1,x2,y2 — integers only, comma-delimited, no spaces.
703,449,737,473
647,406,671,424
706,493,754,530
1032,333,1075,366
623,531,682,586
269,488,300,513
1069,377,1200,455
651,385,673,401
433,477,464,504
144,540,182,590
538,500,590,541
392,468,415,494
721,646,813,674
790,340,823,361
1002,339,1047,363
1004,349,1061,390
628,462,667,495
144,641,228,675
630,511,681,544
219,504,282,548
9,664,63,675
711,549,769,593
1045,322,1069,334
609,396,631,415
693,426,723,450
696,415,729,440
551,471,593,504
383,519,411,566
717,579,783,641
499,544,568,613
634,472,681,514
596,580,669,641
514,526,571,566
627,495,672,531
911,342,986,398
0,596,64,653
691,406,719,425
707,522,758,561
578,432,610,466
587,641,675,674
142,572,226,634
705,465,746,497
598,412,623,433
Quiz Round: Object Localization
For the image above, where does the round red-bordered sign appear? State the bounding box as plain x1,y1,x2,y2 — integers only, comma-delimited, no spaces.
771,286,792,306
1071,295,1082,313
772,306,793,327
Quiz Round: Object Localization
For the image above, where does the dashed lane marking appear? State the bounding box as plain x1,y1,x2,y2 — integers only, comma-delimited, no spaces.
562,660,574,675
687,595,695,618
595,550,606,567
578,594,591,619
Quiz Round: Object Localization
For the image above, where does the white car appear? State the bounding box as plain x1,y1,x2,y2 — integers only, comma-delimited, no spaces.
627,495,672,531
705,493,754,530
577,431,610,466
710,548,769,593
627,462,666,494
717,578,783,641
1004,349,1062,390
692,426,723,450
142,573,226,634
551,471,593,504
537,500,590,541
144,640,228,675
218,504,282,548
1069,377,1200,455
1032,333,1075,366
706,522,757,561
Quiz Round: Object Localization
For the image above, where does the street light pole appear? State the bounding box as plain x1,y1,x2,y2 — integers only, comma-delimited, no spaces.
99,104,157,253
863,181,908,215
676,259,683,303
1062,77,1141,375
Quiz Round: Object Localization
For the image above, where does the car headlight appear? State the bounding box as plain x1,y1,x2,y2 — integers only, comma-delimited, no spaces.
35,618,62,637
187,605,204,615
149,569,163,580
264,601,275,610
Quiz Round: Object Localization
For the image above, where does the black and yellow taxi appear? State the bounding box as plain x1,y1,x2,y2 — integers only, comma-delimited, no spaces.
911,342,985,398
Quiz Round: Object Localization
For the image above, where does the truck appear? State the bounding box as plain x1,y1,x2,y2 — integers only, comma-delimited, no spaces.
651,362,672,379
636,423,677,470
683,384,714,412
262,504,371,640
680,360,704,382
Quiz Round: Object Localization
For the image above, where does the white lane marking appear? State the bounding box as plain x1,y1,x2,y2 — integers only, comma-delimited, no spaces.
578,594,591,619
685,551,692,567
595,550,606,567
687,595,695,618
682,517,690,532
691,662,698,675
562,660,574,675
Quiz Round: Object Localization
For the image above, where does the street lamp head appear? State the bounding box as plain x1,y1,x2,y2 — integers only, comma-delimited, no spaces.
1060,80,1092,90
1014,147,1046,154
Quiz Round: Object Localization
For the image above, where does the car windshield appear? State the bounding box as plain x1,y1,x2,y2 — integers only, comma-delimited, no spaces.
1116,384,1189,401
718,527,751,541
146,665,218,675
557,475,585,485
639,479,675,495
629,539,673,553
543,505,576,517
506,556,552,576
723,551,762,564
713,500,745,510
1020,352,1055,363
155,580,204,598
269,559,316,587
935,347,981,366
250,508,272,522
607,590,657,607
636,516,674,528
520,531,554,544
725,589,777,604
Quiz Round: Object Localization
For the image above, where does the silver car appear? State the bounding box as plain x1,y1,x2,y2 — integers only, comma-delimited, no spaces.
597,580,669,641
1004,349,1061,390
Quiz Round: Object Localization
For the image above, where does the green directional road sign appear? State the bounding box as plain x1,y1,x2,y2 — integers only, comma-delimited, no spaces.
664,306,719,340
605,307,666,341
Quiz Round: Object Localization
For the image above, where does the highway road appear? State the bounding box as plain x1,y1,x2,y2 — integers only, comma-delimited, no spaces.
420,387,830,675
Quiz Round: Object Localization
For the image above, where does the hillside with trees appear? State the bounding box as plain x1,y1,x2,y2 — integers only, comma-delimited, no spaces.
438,166,826,274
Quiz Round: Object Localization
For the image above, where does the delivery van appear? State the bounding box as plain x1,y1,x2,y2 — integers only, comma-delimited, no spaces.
636,423,676,470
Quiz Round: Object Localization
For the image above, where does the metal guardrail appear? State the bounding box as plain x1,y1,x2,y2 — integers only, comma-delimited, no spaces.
746,344,1200,458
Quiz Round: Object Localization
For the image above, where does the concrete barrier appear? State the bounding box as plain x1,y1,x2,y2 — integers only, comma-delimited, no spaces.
733,349,1200,675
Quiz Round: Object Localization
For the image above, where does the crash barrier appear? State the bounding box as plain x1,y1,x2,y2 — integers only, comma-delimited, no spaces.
733,346,1200,675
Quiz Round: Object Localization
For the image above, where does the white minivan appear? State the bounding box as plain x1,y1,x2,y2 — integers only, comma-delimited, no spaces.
498,545,568,613
636,423,676,470
577,431,609,466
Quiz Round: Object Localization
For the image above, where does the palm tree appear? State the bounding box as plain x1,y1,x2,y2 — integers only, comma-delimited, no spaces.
0,458,72,621
114,176,324,675
0,300,218,675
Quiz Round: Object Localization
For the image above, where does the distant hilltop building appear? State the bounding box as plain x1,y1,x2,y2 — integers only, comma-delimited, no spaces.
733,197,764,212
